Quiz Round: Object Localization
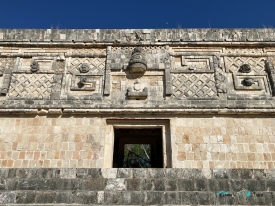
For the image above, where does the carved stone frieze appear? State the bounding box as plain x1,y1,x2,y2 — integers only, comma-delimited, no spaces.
107,46,170,71
213,55,227,95
0,58,15,94
128,48,147,74
69,58,104,97
233,74,268,91
50,61,65,100
70,58,106,74
71,75,97,91
225,56,273,98
225,57,266,73
173,55,214,72
7,74,54,99
18,58,54,73
224,48,264,54
171,73,217,99
265,59,275,96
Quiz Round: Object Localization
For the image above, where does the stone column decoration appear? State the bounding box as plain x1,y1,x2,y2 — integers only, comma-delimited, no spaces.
213,55,227,98
265,59,275,96
103,46,111,96
50,60,65,100
165,68,172,96
0,68,12,95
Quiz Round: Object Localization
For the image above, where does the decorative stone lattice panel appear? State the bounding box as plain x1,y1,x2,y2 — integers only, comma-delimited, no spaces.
108,46,170,71
111,46,166,51
72,48,106,54
0,58,15,70
171,73,217,98
8,74,54,98
171,46,223,53
224,48,264,54
70,58,106,74
225,57,266,73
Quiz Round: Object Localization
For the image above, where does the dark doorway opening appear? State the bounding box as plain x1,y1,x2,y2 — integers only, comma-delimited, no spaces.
113,128,163,168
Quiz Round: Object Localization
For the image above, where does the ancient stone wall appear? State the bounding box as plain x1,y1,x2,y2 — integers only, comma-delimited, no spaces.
0,29,275,205
0,115,274,170
0,168,275,205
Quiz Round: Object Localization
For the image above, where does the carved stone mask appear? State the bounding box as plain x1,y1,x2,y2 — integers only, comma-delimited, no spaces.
243,77,254,86
30,60,39,72
128,47,147,74
79,63,90,73
239,64,251,73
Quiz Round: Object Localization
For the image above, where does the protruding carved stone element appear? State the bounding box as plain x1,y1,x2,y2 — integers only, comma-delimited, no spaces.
78,77,87,88
30,60,39,72
78,63,90,73
265,60,275,96
128,47,147,74
0,68,12,94
239,64,251,73
127,79,148,100
213,55,227,95
243,77,254,86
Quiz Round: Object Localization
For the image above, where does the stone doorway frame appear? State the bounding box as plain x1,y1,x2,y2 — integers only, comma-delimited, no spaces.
104,119,171,168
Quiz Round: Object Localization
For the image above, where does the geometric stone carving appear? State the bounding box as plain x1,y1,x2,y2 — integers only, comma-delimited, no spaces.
173,55,214,72
0,68,12,94
70,58,106,74
128,47,147,74
233,74,265,90
70,75,97,91
50,61,65,100
0,58,15,94
213,55,227,95
225,57,266,73
8,74,54,99
265,60,275,96
171,73,217,98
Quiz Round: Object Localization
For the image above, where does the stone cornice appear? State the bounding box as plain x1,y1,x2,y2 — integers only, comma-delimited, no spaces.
0,29,275,44
1,108,275,115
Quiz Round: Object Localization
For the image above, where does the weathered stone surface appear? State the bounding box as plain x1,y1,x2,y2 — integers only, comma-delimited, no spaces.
0,169,274,204
0,29,274,205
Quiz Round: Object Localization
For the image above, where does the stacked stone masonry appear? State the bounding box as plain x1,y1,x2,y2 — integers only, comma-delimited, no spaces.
0,29,275,205
0,168,275,205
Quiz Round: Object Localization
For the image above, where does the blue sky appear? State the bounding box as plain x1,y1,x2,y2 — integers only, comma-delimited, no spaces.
1,0,274,29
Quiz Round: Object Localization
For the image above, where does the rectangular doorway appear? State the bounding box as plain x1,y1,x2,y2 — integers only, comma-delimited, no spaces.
113,128,163,168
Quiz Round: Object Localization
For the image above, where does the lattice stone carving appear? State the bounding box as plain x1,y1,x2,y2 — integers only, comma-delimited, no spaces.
70,58,106,74
225,57,266,73
0,58,15,71
111,46,165,51
72,48,106,54
224,48,264,54
171,73,217,98
8,74,54,98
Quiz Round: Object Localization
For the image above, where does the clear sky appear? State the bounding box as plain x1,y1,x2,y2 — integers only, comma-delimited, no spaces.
1,0,274,29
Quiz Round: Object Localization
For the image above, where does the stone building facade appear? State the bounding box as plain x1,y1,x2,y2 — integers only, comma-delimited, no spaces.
0,29,275,205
